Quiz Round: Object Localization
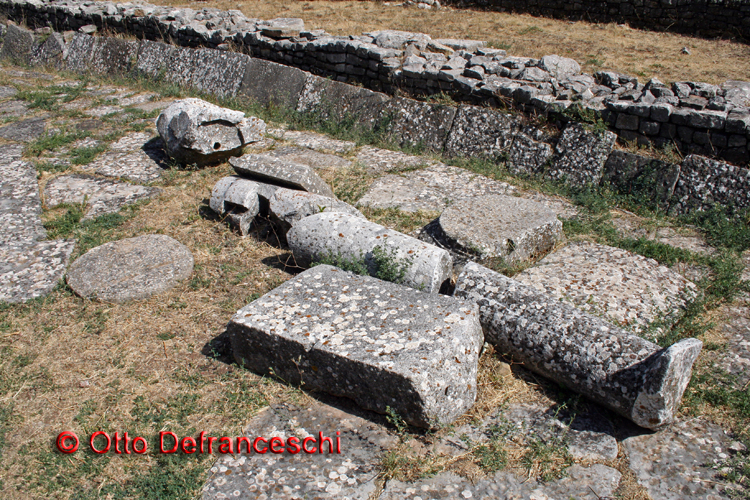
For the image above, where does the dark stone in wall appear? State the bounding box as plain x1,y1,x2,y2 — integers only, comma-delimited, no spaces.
240,58,310,110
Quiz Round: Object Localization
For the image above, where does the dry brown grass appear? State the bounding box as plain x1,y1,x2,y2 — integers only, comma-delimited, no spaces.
151,0,750,85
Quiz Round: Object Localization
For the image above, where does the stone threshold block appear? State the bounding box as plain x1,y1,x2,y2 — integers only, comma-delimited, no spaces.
229,265,483,429
230,153,335,198
454,262,702,430
287,212,452,294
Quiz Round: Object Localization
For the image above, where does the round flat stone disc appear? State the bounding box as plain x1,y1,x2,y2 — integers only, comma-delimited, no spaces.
66,234,194,302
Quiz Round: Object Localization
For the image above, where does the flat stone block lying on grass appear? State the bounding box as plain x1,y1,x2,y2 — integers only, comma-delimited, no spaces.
66,234,194,303
280,130,357,155
430,194,562,265
202,400,398,499
0,117,46,142
230,153,335,198
266,146,353,171
547,123,616,187
0,239,76,304
288,212,452,293
44,174,161,220
515,241,698,336
229,265,483,428
454,262,702,430
268,187,364,235
209,176,265,235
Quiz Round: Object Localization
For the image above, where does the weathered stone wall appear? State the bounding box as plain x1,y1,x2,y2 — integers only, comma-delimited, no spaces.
446,0,750,43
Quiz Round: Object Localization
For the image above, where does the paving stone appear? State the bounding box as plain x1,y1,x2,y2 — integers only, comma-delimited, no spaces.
429,194,562,265
44,174,161,219
355,145,436,175
383,97,456,152
506,132,554,176
715,298,750,388
381,464,621,499
358,164,515,212
228,265,482,428
611,212,715,256
238,58,309,109
118,93,158,107
622,418,732,499
0,142,24,164
131,99,173,113
230,153,335,198
157,98,265,166
0,117,46,142
547,123,617,187
202,400,398,500
266,146,353,171
83,105,123,118
454,262,703,429
281,130,356,155
445,105,520,160
515,241,699,336
268,187,364,235
86,132,169,183
66,234,194,303
0,160,46,251
671,154,750,214
0,86,18,99
209,176,263,235
0,239,76,303
288,213,452,293
0,99,28,120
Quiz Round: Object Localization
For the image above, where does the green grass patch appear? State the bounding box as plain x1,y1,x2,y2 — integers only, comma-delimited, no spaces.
69,144,108,165
44,203,134,257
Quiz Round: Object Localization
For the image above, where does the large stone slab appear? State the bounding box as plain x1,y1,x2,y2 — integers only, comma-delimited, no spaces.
602,150,681,208
381,464,621,500
506,132,554,176
297,75,389,131
358,164,515,212
66,234,194,303
430,194,562,265
230,153,335,198
268,187,364,235
44,174,161,219
0,160,47,251
157,98,265,166
266,146,353,171
238,58,309,110
383,97,456,152
0,24,35,65
547,123,617,187
65,33,97,73
0,117,46,142
288,212,452,293
280,130,356,155
355,145,435,174
85,132,169,183
445,105,520,160
0,239,76,304
188,48,252,98
30,32,66,68
454,262,702,429
202,400,398,499
229,265,483,428
622,418,732,499
88,37,139,75
671,154,750,214
515,241,698,336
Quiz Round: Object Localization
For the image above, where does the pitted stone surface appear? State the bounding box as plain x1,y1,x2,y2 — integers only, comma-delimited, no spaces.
506,132,554,176
0,86,17,99
0,160,47,251
85,133,169,182
381,464,621,499
434,194,563,265
203,401,398,500
622,418,732,499
454,262,702,429
355,145,436,174
66,234,194,303
266,146,353,171
230,154,335,198
384,97,456,152
445,105,520,160
268,187,364,235
288,213,452,294
83,104,123,118
228,265,483,428
209,176,263,235
280,130,357,155
515,241,698,336
44,174,161,219
358,164,515,212
547,123,617,187
671,155,750,214
0,117,46,142
0,99,28,119
715,299,750,387
157,98,265,166
0,239,76,303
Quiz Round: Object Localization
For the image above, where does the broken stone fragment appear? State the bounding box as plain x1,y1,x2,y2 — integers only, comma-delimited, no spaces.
287,212,452,293
268,187,364,236
230,153,335,198
228,265,483,428
209,176,265,235
156,98,265,166
454,262,702,430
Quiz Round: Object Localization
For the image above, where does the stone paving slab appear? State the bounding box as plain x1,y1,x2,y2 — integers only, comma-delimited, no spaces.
0,117,46,142
358,164,515,212
83,105,123,118
66,234,194,303
86,133,170,183
0,99,28,118
515,241,699,337
0,160,46,251
381,464,621,499
202,400,398,500
0,239,76,303
355,145,437,175
266,146,353,171
715,298,750,387
281,130,357,155
229,265,483,429
0,85,18,99
230,154,336,198
44,174,161,219
622,418,733,499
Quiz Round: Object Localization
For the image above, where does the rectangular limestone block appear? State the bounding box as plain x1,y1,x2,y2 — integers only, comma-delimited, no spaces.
229,265,483,428
671,154,750,214
88,37,139,75
454,262,702,430
0,24,35,65
382,97,457,153
230,153,335,198
65,33,96,73
445,105,521,160
239,58,310,110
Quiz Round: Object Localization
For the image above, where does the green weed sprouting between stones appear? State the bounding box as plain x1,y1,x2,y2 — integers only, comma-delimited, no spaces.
312,245,414,286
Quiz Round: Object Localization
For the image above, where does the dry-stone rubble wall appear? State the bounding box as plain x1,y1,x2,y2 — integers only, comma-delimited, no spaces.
2,0,750,213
